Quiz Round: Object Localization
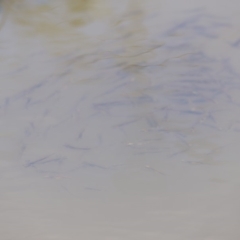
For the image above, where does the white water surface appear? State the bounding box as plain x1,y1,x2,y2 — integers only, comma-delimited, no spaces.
0,0,240,239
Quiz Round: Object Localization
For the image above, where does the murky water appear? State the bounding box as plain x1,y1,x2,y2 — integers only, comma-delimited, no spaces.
1,0,240,239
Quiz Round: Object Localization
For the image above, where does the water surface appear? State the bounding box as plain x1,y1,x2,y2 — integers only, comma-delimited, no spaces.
1,0,240,239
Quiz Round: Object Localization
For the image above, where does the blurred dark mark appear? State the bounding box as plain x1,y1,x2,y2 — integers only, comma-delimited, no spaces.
145,165,165,175
6,66,28,76
115,44,164,58
141,52,196,68
166,13,229,39
121,63,148,72
77,130,84,139
43,115,74,134
72,96,87,112
35,158,64,166
130,95,154,105
67,53,98,65
145,115,159,128
169,148,188,158
135,151,163,155
142,138,163,142
193,25,218,38
98,134,102,145
26,155,52,167
180,110,203,115
60,184,78,197
24,123,35,137
57,70,71,79
165,43,190,51
21,144,26,154
166,14,202,35
231,39,240,48
26,156,65,167
12,80,48,101
3,97,9,112
174,133,190,147
113,119,140,128
84,187,101,191
25,91,59,108
100,82,129,96
93,100,130,109
82,162,109,170
64,144,91,150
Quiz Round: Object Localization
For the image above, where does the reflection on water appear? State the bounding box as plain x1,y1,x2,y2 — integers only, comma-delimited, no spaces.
1,0,240,239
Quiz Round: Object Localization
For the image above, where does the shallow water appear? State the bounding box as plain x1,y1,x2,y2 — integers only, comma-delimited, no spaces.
1,0,240,239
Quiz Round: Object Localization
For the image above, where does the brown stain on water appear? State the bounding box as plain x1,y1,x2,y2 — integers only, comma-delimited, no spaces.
1,0,108,37
67,0,92,12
